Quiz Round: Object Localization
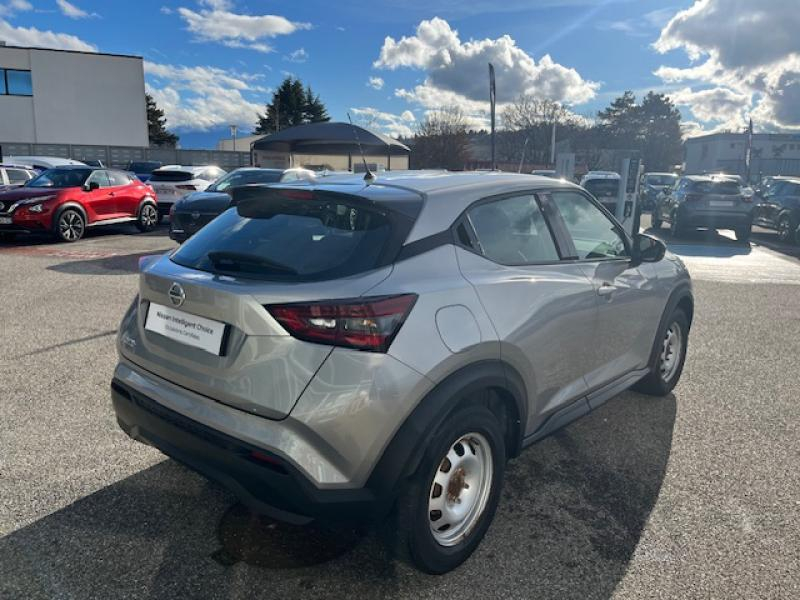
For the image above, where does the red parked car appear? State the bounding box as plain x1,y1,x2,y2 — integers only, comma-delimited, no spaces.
0,166,159,242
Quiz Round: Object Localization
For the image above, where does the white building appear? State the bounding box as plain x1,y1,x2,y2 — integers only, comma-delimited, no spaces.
0,44,148,147
216,134,262,152
684,132,800,180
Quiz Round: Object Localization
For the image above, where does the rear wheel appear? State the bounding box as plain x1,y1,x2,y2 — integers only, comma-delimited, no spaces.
135,202,159,233
55,209,85,242
394,405,505,574
633,308,689,396
735,224,752,243
777,215,795,244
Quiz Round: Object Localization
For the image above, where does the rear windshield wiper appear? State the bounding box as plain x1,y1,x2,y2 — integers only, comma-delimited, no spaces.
207,251,297,275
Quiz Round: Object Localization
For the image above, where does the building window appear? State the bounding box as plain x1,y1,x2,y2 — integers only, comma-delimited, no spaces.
1,69,33,96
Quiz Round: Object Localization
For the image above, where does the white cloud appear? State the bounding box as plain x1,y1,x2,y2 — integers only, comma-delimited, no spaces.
367,76,384,90
0,18,97,51
160,6,172,15
283,47,307,63
176,4,311,53
145,61,266,131
669,86,750,125
56,0,98,19
654,0,800,131
374,17,597,120
350,106,416,138
0,0,32,17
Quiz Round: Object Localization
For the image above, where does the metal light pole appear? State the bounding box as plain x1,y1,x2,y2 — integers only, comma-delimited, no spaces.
489,63,496,171
229,124,238,152
550,120,556,166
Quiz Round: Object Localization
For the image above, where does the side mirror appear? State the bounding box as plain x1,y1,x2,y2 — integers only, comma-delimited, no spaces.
84,181,100,192
631,233,666,266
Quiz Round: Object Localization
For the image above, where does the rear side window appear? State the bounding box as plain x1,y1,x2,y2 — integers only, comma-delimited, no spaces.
467,194,559,264
171,193,399,281
149,170,193,182
6,168,31,184
550,191,628,260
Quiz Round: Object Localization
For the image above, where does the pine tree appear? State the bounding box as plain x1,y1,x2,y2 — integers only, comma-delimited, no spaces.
254,77,330,134
146,94,179,147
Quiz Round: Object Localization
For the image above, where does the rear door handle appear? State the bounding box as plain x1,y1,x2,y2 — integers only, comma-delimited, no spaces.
597,283,617,297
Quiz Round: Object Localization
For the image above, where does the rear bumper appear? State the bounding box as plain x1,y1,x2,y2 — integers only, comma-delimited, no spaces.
168,228,189,243
111,378,381,523
679,207,753,229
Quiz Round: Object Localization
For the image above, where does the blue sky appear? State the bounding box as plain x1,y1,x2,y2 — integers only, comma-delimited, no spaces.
1,0,799,148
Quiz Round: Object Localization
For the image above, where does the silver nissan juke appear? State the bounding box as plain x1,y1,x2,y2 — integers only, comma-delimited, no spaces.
111,171,692,573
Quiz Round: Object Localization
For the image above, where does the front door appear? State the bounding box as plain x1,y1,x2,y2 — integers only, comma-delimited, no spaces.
546,189,663,399
82,170,114,220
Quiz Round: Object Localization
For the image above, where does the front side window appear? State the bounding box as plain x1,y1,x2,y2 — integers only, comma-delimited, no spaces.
5,70,32,96
550,191,628,260
6,168,32,184
467,194,559,265
87,170,112,188
27,168,92,188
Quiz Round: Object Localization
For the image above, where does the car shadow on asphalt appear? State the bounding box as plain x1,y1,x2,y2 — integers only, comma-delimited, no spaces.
643,226,753,257
45,249,174,275
0,391,676,599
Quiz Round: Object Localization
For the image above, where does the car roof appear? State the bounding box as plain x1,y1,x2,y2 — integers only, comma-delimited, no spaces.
275,170,581,243
644,172,677,176
153,165,214,174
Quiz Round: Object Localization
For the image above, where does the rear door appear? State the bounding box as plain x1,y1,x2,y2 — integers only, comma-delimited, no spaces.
547,189,663,400
455,191,597,431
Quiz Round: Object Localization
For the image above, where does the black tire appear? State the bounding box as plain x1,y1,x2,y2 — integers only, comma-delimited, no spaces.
0,232,16,242
394,405,506,574
633,308,689,396
777,215,795,244
135,201,159,233
54,208,85,242
735,224,752,243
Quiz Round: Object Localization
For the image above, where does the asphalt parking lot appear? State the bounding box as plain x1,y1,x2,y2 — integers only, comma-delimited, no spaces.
1,219,799,599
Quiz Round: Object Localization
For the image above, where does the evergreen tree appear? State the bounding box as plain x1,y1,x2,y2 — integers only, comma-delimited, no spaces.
146,94,179,147
254,77,330,134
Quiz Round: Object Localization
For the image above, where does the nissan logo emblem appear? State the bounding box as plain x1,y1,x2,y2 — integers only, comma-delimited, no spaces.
168,282,186,307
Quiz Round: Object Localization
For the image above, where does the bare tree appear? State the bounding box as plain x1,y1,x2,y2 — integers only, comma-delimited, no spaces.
411,106,470,170
499,95,580,167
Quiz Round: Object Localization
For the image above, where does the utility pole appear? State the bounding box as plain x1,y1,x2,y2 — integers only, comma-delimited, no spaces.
489,63,496,171
550,120,556,166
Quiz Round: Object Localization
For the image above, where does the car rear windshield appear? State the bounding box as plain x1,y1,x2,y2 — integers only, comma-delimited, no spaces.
128,161,161,173
689,180,741,195
584,179,620,197
149,170,194,182
170,192,402,281
646,175,677,186
208,170,283,193
27,168,92,188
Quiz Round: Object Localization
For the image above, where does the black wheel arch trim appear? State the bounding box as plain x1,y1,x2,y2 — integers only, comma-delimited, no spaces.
52,202,88,229
137,195,158,212
366,359,527,498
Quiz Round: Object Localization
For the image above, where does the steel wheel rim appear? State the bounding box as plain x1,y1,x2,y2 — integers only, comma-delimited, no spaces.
659,322,682,382
428,432,493,547
59,212,83,241
141,205,158,227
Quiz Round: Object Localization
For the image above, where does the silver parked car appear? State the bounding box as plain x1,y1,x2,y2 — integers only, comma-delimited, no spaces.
111,171,693,573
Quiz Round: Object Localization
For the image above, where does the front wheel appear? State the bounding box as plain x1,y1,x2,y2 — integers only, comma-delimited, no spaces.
55,209,85,242
633,308,689,396
135,202,159,232
395,405,506,574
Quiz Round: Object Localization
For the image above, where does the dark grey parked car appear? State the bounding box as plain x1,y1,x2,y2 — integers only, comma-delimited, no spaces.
652,175,753,241
169,167,314,242
112,171,693,573
753,177,800,244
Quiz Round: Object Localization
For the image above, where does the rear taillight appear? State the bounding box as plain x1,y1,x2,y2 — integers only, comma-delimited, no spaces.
176,184,197,191
267,294,417,352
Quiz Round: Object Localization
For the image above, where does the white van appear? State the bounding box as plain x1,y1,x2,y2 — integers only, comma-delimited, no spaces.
4,156,87,171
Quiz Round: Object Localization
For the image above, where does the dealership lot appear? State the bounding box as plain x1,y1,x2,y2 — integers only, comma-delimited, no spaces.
1,223,799,599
